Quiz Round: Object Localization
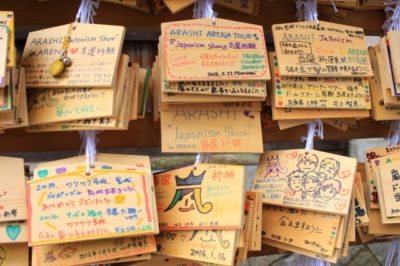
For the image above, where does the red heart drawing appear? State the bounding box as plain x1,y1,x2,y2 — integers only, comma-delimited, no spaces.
338,170,351,179
335,202,346,210
340,188,350,196
70,48,79,55
285,191,295,197
286,151,298,160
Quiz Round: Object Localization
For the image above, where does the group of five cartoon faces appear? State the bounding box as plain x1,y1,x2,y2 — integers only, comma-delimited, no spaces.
288,153,342,201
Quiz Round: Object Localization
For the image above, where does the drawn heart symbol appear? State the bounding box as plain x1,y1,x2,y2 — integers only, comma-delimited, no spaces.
38,170,48,178
6,224,21,241
335,202,347,210
340,188,350,196
338,170,351,179
101,165,112,170
286,151,298,160
55,167,66,174
114,195,126,205
285,191,295,197
180,235,186,241
70,48,78,55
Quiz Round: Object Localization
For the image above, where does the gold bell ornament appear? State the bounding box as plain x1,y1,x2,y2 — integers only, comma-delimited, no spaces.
50,23,73,78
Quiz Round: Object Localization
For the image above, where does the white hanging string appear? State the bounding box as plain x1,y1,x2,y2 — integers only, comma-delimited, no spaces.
75,0,100,173
193,0,217,21
79,131,99,175
388,120,400,146
383,0,400,32
385,237,400,266
330,0,338,13
301,119,324,150
193,0,215,165
75,0,100,24
296,0,319,22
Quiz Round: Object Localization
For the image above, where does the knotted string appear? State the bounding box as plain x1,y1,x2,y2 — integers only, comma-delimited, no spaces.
385,237,400,266
302,119,324,150
75,0,100,173
388,120,400,146
79,131,99,175
296,0,319,22
383,0,400,32
193,0,217,21
297,255,331,266
75,0,100,24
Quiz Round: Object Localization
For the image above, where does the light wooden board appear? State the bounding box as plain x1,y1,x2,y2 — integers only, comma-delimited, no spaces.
157,230,237,265
0,156,26,222
161,18,270,81
155,164,245,230
161,108,263,153
252,149,357,215
21,23,125,88
262,205,341,256
28,162,156,245
272,21,372,77
32,236,156,266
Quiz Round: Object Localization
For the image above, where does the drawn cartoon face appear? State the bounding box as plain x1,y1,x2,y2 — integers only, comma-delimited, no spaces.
318,158,340,180
0,247,6,265
302,171,319,192
44,250,56,263
297,154,318,172
28,90,59,112
176,190,196,212
58,247,77,259
319,179,341,201
288,171,303,192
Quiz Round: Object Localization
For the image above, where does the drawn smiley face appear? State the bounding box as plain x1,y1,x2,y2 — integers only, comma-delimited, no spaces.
176,191,196,212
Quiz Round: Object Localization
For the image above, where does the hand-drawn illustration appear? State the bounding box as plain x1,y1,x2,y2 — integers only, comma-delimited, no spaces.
301,171,320,199
287,170,303,194
189,230,230,249
58,247,77,259
28,90,58,111
0,246,6,265
253,149,356,214
165,170,213,214
44,250,56,263
264,155,287,178
318,179,342,201
6,224,21,241
297,153,318,172
317,158,340,181
285,153,342,201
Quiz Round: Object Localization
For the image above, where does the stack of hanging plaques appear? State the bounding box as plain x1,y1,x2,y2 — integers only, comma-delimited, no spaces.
270,21,373,132
156,18,270,154
0,156,29,266
0,12,29,132
28,153,159,265
251,149,358,263
153,164,262,266
18,23,143,132
368,33,400,121
361,145,400,241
